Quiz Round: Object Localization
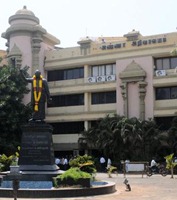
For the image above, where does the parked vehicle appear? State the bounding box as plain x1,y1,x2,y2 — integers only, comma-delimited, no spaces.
146,163,168,177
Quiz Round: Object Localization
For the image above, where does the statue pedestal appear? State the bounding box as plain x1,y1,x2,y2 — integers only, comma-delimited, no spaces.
19,123,58,172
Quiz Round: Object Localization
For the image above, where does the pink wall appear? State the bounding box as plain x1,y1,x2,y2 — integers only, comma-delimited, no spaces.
116,56,154,120
128,82,139,118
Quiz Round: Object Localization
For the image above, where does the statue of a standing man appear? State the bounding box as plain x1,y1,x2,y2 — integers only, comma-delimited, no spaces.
20,69,51,122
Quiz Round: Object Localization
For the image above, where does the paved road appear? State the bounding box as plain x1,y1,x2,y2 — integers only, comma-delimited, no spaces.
0,173,177,200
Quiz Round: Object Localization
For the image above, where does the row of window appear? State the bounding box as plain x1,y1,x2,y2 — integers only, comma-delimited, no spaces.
47,63,116,82
47,87,177,108
48,91,116,107
47,57,177,82
50,122,85,134
48,67,84,82
91,63,116,76
155,57,177,70
156,87,177,100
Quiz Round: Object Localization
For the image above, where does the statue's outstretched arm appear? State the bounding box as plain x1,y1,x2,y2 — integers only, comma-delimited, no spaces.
20,66,32,82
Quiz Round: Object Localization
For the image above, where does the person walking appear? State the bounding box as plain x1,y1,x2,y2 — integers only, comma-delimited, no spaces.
107,158,112,169
100,156,106,172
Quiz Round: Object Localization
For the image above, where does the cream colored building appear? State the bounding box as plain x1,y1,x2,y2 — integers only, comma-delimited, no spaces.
2,6,177,156
0,50,7,67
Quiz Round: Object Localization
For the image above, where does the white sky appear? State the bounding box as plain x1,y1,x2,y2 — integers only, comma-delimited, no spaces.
1,0,177,50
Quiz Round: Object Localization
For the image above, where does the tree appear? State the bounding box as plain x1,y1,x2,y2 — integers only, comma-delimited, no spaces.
167,117,177,157
82,114,125,161
82,114,161,162
0,65,32,155
164,153,177,178
112,117,160,161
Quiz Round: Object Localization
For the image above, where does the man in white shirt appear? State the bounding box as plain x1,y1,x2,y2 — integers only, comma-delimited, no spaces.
100,156,106,172
150,158,158,172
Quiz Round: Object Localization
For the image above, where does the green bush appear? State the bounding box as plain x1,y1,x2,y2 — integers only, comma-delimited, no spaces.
53,167,92,188
0,154,14,171
69,155,96,174
0,147,20,171
56,167,91,181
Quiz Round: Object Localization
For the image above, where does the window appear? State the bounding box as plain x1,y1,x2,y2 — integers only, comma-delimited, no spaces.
48,94,84,107
156,87,177,100
47,67,84,81
50,122,84,134
91,91,116,104
155,57,177,70
91,63,116,77
155,117,174,130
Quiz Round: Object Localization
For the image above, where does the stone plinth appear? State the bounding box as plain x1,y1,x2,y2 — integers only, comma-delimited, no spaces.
18,123,58,172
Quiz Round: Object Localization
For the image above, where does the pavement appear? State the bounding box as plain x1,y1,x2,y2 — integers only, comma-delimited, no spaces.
0,172,177,200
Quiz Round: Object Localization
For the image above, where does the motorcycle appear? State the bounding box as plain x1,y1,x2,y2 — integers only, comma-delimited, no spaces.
146,163,168,177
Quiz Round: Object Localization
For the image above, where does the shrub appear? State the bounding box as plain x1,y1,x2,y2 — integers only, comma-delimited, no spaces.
0,147,20,171
69,155,96,174
0,154,14,171
58,167,91,181
53,167,92,187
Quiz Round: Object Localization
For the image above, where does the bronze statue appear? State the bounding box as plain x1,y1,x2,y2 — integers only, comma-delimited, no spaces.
20,69,51,122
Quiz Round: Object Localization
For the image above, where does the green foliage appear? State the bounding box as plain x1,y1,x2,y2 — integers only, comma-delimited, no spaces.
0,154,13,171
56,167,91,182
167,117,177,146
0,65,32,154
82,114,161,162
164,153,177,178
165,153,177,169
69,155,96,174
0,147,19,171
107,165,117,178
53,167,92,188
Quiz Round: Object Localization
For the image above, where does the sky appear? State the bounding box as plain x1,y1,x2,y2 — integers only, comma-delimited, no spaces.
1,0,177,50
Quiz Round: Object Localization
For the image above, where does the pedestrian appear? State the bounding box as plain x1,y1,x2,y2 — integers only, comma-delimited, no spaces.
55,157,60,168
100,156,106,172
150,157,158,172
107,158,112,169
64,156,68,170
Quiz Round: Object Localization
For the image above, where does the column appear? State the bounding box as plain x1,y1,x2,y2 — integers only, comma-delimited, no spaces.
120,82,128,117
31,34,42,75
84,92,89,112
138,81,147,120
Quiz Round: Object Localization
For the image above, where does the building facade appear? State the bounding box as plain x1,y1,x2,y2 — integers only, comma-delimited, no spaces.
2,6,177,156
0,50,7,67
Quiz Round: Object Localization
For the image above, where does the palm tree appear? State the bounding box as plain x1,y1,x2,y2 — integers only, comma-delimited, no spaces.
82,114,125,160
167,117,177,156
82,115,161,163
164,153,177,178
140,119,160,161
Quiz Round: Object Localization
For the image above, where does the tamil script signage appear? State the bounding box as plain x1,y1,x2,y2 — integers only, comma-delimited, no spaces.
101,37,167,50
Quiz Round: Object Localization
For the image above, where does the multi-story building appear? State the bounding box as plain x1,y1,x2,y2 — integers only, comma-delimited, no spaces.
0,50,7,67
2,6,177,156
